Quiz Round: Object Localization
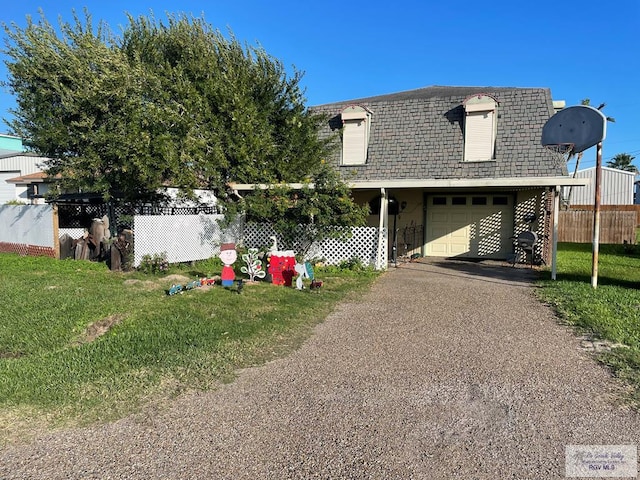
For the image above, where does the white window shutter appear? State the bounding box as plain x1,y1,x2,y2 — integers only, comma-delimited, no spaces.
464,111,494,161
342,119,368,165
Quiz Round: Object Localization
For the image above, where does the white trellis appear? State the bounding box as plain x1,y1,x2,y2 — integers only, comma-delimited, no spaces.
242,222,386,269
131,214,242,267
59,214,388,269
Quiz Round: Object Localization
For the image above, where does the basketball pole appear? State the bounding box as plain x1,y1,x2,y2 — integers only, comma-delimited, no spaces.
591,141,603,289
551,185,559,280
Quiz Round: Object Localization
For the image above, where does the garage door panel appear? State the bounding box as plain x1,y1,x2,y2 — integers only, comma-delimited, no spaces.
430,243,449,255
479,212,503,235
431,226,451,238
449,242,470,256
431,212,449,223
477,233,503,256
449,212,470,224
450,227,468,240
426,195,513,259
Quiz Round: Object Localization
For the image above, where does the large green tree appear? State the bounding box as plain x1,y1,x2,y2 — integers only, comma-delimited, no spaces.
2,11,334,203
240,163,369,254
606,153,638,173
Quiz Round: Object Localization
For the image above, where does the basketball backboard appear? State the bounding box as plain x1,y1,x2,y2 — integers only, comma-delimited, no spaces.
541,105,607,154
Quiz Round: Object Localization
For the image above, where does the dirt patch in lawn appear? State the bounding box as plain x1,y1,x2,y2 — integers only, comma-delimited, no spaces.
123,279,161,290
0,351,23,359
72,314,125,346
164,274,192,284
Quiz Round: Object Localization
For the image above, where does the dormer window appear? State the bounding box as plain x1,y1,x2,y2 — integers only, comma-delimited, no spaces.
341,105,372,165
463,94,498,161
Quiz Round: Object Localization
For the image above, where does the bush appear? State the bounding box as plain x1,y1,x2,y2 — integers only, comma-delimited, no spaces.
338,257,367,271
317,257,377,275
137,252,169,274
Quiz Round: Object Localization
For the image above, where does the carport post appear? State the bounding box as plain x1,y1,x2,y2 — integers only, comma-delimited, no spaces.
377,188,389,269
551,186,560,280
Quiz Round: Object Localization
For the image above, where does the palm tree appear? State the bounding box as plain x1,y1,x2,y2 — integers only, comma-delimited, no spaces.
606,153,638,173
564,99,616,208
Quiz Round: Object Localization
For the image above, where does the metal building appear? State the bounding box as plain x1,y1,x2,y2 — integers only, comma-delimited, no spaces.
566,166,635,205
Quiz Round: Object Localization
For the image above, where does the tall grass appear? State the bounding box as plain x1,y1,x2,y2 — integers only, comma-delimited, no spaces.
0,254,377,443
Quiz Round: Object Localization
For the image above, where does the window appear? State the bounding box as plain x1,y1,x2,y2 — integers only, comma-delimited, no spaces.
432,196,447,205
341,105,372,165
463,94,498,162
471,196,487,205
493,196,509,205
452,197,467,205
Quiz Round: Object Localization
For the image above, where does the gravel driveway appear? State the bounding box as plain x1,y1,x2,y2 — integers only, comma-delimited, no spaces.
2,259,639,479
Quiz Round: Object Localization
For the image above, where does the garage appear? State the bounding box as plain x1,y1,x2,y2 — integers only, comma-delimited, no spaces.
425,194,514,259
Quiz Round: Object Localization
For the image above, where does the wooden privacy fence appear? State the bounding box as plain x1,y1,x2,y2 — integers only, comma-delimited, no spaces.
558,210,636,244
570,205,640,226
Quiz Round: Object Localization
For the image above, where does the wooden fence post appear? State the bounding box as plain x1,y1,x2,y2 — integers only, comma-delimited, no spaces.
52,204,60,259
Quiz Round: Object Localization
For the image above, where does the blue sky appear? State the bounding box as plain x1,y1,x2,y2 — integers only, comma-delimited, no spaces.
1,0,638,171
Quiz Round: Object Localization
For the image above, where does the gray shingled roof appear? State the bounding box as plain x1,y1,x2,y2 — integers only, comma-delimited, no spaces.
313,86,568,181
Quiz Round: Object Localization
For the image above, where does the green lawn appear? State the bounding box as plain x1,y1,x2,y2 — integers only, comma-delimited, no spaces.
0,253,377,444
537,243,640,406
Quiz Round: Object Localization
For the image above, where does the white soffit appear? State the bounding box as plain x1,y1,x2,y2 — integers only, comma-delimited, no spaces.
348,177,590,189
230,176,590,191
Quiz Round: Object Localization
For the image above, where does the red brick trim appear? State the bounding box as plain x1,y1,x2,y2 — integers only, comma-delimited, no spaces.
0,242,56,258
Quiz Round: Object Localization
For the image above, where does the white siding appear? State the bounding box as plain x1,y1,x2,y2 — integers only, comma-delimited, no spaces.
0,155,46,175
0,171,20,204
568,167,635,205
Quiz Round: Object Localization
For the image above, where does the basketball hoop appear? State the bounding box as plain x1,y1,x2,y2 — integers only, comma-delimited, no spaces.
543,143,575,168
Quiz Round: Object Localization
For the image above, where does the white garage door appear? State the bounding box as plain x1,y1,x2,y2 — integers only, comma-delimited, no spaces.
425,194,514,259
0,172,20,204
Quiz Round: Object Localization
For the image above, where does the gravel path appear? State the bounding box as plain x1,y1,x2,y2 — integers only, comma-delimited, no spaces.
2,260,639,479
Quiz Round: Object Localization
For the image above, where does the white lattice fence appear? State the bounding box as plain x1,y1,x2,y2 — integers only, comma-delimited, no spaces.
59,228,86,240
132,214,242,267
242,222,386,268
84,214,387,269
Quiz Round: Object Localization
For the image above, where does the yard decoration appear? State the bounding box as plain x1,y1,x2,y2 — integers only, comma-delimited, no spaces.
110,229,133,271
268,236,278,252
294,262,309,290
267,250,296,286
305,262,323,290
219,243,238,287
168,278,215,295
240,248,267,282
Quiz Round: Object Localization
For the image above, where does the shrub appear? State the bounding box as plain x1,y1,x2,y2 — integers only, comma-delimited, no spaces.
137,252,169,274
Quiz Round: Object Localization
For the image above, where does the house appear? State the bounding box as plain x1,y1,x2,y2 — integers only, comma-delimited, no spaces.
5,171,60,204
1,133,217,209
0,133,53,204
308,86,586,263
564,166,635,206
